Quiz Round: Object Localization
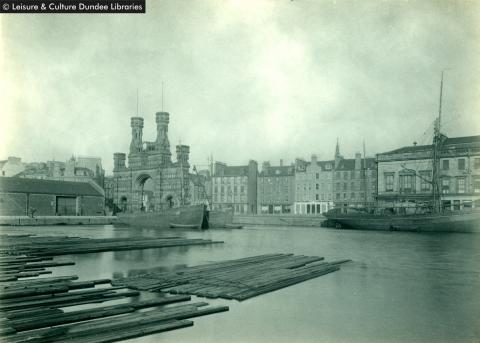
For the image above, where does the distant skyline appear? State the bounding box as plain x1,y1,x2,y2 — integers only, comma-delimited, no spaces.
1,0,479,174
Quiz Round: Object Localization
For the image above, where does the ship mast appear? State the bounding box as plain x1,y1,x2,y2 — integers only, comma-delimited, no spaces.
432,71,445,213
363,140,368,207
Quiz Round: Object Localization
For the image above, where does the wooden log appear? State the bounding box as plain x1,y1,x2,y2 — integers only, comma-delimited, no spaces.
0,284,70,300
0,286,126,306
4,308,64,320
5,302,209,342
11,320,194,343
8,295,192,332
1,290,139,311
0,276,78,288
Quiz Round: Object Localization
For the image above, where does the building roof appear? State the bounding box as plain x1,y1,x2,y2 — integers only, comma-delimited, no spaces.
216,166,249,177
259,165,294,177
335,158,375,171
378,135,480,156
0,177,103,197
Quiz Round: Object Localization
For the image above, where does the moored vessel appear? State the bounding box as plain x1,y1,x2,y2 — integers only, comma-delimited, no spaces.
117,204,207,229
326,71,480,233
208,208,234,228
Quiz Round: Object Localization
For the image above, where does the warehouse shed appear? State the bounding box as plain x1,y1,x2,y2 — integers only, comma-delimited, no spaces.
0,177,105,216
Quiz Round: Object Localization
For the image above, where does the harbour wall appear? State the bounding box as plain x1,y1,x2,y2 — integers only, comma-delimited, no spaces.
0,216,117,226
233,214,326,227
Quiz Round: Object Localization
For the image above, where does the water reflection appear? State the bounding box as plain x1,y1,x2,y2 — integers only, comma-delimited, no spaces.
0,224,479,343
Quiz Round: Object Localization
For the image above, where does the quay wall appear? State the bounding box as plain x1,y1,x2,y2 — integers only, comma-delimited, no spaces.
233,214,326,227
0,216,117,226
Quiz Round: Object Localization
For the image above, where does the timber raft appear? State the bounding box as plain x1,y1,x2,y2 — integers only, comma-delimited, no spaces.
0,234,222,256
0,235,229,343
113,253,351,300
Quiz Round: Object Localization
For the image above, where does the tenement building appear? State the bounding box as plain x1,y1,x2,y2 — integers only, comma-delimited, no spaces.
257,160,295,214
332,146,377,209
294,155,334,215
211,161,258,214
376,135,480,210
112,112,203,212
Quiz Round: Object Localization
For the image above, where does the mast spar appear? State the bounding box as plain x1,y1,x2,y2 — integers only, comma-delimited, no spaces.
432,71,445,212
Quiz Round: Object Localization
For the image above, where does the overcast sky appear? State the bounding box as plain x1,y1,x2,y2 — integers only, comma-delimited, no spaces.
1,0,479,174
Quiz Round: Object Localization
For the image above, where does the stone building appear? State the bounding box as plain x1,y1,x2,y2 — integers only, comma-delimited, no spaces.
332,142,377,209
294,155,334,215
0,156,25,177
257,160,295,214
111,112,196,212
15,156,105,188
377,135,480,210
211,160,258,214
0,177,104,216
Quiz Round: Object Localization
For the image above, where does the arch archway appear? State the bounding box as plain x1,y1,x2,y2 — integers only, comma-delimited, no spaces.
134,174,155,212
120,196,128,212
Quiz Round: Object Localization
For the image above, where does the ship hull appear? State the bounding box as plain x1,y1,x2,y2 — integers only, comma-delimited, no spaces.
208,208,234,228
116,205,206,229
325,210,480,233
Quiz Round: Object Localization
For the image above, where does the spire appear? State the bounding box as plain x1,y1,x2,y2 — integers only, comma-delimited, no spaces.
335,138,340,158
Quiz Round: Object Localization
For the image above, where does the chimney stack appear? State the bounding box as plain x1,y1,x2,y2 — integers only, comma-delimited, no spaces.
355,152,362,170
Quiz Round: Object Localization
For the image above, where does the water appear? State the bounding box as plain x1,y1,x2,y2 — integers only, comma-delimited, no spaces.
1,225,480,343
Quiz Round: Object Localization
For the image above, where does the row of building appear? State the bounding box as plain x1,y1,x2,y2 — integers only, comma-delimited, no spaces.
208,141,377,215
2,109,479,217
208,135,480,215
0,155,105,186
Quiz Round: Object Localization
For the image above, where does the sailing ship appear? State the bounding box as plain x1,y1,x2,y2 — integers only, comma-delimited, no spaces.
325,72,480,233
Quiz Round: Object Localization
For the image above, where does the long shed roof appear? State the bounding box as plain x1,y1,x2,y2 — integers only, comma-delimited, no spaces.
0,177,103,197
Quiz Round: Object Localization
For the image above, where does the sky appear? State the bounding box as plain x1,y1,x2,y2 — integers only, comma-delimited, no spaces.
1,0,479,174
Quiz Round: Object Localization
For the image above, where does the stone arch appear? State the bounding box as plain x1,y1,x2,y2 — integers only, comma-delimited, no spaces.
120,196,128,212
134,173,155,212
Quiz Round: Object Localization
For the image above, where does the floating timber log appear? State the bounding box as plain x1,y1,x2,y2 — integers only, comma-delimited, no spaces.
114,254,351,300
0,235,229,343
0,235,222,257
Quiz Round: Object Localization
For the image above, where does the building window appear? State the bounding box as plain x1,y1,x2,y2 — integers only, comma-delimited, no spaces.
458,159,465,170
442,178,450,194
316,173,319,179
457,177,465,194
475,158,480,169
442,160,449,170
336,193,340,200
316,183,319,190
351,192,355,199
343,183,347,191
385,174,394,192
419,171,432,192
315,194,319,200
399,174,415,194
316,204,320,213
343,172,348,180
473,177,480,193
